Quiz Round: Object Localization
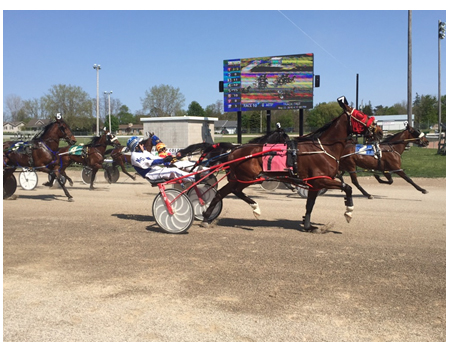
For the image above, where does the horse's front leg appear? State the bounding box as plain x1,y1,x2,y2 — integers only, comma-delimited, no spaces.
89,167,99,189
52,171,74,202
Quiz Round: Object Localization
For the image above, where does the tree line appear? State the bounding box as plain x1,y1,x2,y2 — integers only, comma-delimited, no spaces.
3,83,446,134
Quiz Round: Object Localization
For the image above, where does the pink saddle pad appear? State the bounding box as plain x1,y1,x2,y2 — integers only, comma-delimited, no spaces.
262,144,288,172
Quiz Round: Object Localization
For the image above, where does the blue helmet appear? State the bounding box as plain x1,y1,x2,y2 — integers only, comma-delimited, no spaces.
127,136,143,151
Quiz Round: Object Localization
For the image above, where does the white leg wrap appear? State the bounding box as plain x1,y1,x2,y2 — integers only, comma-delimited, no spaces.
344,206,354,223
251,203,261,218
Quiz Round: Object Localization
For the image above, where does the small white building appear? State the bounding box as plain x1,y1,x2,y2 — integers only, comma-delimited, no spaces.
139,116,218,149
375,114,415,132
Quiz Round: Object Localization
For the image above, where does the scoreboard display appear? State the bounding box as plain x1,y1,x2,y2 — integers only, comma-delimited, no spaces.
223,53,314,112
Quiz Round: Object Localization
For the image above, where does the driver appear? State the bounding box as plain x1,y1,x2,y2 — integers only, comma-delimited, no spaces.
127,136,195,183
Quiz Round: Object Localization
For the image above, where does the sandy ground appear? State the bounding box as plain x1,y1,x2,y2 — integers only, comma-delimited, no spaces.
2,170,446,343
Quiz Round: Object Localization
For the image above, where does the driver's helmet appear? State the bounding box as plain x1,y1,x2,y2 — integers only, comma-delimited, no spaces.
156,142,166,152
127,136,143,152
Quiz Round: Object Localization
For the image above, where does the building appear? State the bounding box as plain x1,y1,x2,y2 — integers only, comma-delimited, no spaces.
214,120,237,134
117,123,144,135
3,121,25,133
375,115,415,132
140,116,217,148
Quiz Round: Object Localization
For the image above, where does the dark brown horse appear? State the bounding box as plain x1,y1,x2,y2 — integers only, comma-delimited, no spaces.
338,124,429,199
200,96,383,232
3,114,77,200
45,129,119,189
102,131,161,182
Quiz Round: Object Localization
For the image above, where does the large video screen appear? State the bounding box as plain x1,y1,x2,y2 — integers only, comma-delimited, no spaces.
223,53,314,112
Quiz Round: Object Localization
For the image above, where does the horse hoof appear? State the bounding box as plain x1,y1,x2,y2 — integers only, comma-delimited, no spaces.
69,181,74,187
344,213,353,223
200,222,210,228
43,182,51,187
368,195,374,199
68,198,74,202
422,190,428,194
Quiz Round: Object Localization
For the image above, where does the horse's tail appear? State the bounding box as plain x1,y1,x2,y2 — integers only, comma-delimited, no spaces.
176,142,212,159
190,142,239,171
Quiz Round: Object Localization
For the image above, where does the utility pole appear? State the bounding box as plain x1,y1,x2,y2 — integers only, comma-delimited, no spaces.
93,64,101,136
407,11,412,127
438,20,446,154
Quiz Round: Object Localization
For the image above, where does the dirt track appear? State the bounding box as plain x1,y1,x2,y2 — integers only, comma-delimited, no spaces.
2,171,446,342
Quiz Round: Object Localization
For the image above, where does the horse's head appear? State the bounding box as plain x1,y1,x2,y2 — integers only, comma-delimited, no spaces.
54,113,77,145
108,132,121,147
406,124,429,147
337,96,383,142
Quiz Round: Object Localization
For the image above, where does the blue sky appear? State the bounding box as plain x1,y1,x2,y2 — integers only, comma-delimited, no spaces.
2,7,447,116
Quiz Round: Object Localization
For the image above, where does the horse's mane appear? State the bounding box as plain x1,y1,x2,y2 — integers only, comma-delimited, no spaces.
88,135,102,146
380,129,405,144
247,129,290,144
32,119,60,140
295,118,336,142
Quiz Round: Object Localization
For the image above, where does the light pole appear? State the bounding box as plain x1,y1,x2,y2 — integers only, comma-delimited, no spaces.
93,64,101,136
438,20,446,154
104,91,113,133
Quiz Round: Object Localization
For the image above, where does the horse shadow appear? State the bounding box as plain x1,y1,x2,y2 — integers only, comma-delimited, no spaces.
6,194,63,202
215,217,342,234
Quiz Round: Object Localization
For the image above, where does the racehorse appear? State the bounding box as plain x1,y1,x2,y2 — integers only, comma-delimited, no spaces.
45,129,119,190
337,124,429,199
200,96,383,232
3,114,77,201
96,131,161,183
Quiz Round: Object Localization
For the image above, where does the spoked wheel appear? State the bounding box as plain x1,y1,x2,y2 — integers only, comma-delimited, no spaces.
104,166,120,183
47,173,67,187
3,174,17,199
187,184,223,221
19,170,38,190
296,186,327,198
81,167,95,185
152,189,194,234
260,180,280,192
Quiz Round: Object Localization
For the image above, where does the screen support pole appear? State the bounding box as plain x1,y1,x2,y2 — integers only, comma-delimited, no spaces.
266,110,271,134
237,111,242,144
299,108,304,136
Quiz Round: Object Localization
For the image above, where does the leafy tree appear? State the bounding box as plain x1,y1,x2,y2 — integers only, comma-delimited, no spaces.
306,101,342,129
104,115,120,134
141,84,185,116
413,94,438,129
187,101,205,116
204,100,224,118
4,94,24,122
361,101,374,116
117,105,137,125
41,84,93,130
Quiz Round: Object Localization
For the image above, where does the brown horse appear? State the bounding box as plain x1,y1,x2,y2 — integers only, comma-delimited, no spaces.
45,129,119,189
3,114,77,200
102,131,160,182
200,96,383,232
338,124,429,199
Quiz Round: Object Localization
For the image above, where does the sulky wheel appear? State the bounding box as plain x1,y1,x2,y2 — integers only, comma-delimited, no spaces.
104,165,120,183
81,167,95,185
19,170,38,190
260,180,280,192
152,189,194,234
3,174,17,199
187,184,223,221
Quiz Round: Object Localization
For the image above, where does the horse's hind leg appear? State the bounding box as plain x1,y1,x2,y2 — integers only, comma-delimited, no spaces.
341,182,354,222
395,170,428,194
303,190,319,231
349,171,373,199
